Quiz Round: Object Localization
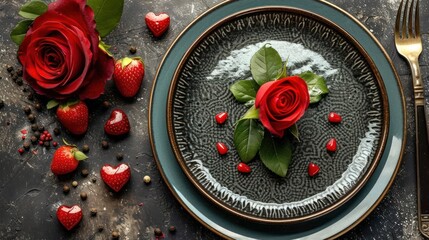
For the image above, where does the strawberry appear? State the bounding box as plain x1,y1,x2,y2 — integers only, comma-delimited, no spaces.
100,163,131,192
145,12,170,37
55,100,88,135
113,57,145,98
50,145,87,175
104,109,130,136
57,205,82,230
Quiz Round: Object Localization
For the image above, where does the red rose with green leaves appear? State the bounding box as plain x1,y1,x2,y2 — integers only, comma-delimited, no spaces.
255,76,310,137
17,0,114,100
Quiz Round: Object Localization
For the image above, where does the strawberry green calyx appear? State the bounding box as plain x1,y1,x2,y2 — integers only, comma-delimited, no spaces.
120,57,143,69
72,149,88,161
47,99,59,109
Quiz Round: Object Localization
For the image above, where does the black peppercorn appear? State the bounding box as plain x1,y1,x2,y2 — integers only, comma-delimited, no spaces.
27,93,34,101
129,47,137,54
80,192,87,200
168,226,176,233
101,140,109,149
17,68,23,76
23,142,30,150
16,77,22,86
116,153,124,161
154,228,162,236
30,136,37,144
31,124,38,131
53,127,60,136
102,100,111,109
90,208,97,216
112,231,120,239
23,106,31,115
6,65,13,72
34,102,42,111
91,177,97,183
43,141,50,148
81,169,89,177
63,185,70,194
38,125,44,132
82,144,89,153
97,225,104,232
27,114,35,123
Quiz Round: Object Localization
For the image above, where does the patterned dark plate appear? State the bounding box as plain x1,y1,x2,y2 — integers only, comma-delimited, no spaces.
167,7,388,223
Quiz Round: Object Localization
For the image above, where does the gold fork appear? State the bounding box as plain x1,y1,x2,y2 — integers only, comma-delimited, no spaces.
394,0,429,237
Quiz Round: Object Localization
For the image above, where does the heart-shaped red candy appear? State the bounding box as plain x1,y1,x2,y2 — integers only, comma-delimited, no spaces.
328,112,342,123
308,162,320,177
326,138,337,152
57,205,82,230
237,162,251,173
145,12,170,37
215,112,228,125
100,163,131,192
104,109,130,136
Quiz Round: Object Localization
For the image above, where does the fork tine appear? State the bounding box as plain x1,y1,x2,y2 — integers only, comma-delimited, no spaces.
403,0,410,38
416,0,420,37
395,0,404,38
408,0,415,38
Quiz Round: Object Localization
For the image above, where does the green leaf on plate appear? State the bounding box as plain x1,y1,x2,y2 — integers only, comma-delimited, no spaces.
259,132,292,177
10,19,33,45
299,71,329,103
87,0,124,37
229,79,260,103
18,0,48,19
241,105,259,120
277,61,288,79
234,118,264,163
289,124,300,141
98,40,113,57
250,44,283,86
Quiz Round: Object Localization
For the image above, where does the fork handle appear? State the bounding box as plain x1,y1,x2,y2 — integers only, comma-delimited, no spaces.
416,104,429,239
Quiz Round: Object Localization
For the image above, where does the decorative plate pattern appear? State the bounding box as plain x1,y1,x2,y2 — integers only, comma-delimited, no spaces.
167,8,388,223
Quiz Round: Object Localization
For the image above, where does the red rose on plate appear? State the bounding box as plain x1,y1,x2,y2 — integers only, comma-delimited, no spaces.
17,0,114,100
255,76,310,138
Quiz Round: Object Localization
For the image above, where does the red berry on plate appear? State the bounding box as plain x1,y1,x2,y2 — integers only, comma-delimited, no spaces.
18,148,24,154
50,145,87,175
104,109,131,136
308,162,320,177
145,12,170,37
215,112,228,125
56,100,89,135
328,112,342,123
237,162,251,173
56,205,82,231
216,142,228,155
326,138,337,152
113,57,145,98
100,163,131,192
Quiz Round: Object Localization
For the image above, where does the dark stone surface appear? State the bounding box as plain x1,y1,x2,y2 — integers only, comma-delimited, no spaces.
0,0,427,239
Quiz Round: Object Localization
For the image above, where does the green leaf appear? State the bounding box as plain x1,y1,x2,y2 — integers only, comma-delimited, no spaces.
10,20,33,45
299,71,329,103
250,44,283,85
289,124,300,141
242,105,259,120
46,100,59,109
233,119,264,163
98,40,112,57
73,150,88,161
259,132,292,177
229,79,260,103
277,62,288,79
87,0,124,37
19,0,48,19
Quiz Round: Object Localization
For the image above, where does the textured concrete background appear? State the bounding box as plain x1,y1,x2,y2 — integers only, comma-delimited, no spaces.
0,0,428,239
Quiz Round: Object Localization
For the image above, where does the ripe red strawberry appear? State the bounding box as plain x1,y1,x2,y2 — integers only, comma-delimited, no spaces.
113,57,145,98
104,109,130,136
145,12,170,37
51,145,87,175
56,100,88,135
100,163,131,192
57,205,82,230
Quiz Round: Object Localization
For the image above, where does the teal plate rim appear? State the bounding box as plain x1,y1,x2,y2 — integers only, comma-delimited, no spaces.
148,0,406,239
